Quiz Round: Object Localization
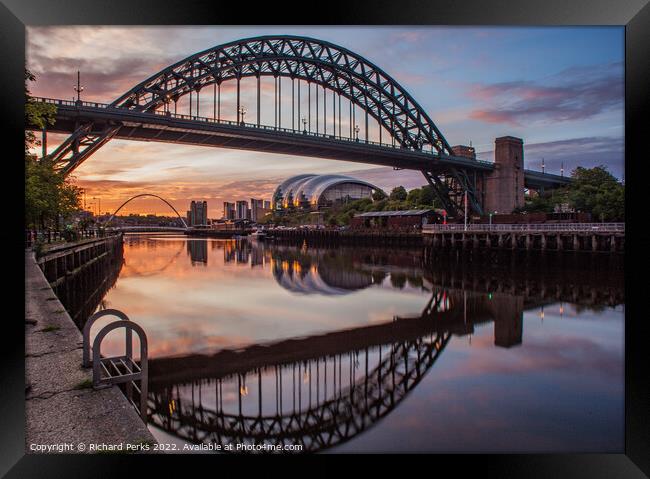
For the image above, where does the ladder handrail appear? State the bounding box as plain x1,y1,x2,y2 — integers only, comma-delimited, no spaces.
82,309,131,368
92,320,148,422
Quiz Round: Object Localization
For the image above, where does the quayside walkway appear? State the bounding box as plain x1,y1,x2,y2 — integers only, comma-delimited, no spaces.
25,248,156,452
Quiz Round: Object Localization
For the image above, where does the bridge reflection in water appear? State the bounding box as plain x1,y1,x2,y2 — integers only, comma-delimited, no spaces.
143,239,622,453
62,236,622,452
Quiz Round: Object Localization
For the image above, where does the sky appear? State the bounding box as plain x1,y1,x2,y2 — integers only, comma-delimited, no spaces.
26,26,624,217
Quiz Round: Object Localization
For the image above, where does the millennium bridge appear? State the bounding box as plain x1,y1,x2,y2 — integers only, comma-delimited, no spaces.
28,35,570,217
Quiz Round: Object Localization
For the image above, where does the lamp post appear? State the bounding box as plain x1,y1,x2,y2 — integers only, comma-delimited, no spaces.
238,106,247,125
489,211,497,227
354,125,360,141
73,70,84,104
301,116,307,133
164,94,172,115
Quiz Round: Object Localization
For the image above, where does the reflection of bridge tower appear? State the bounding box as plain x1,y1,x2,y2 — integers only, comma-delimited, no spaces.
487,292,523,348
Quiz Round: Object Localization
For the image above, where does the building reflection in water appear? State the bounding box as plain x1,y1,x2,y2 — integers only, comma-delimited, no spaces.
187,239,208,265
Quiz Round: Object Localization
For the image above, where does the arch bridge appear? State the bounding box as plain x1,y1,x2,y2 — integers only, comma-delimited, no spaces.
103,193,188,229
30,35,571,217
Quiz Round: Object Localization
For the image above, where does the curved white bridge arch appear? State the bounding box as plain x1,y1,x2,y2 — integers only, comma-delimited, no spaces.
104,194,188,228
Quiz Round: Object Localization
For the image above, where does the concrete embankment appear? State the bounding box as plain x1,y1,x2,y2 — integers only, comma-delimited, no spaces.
25,248,157,453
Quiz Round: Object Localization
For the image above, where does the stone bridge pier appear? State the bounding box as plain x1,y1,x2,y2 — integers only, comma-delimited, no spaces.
484,136,525,215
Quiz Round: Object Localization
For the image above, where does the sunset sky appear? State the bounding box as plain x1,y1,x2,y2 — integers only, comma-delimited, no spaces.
26,26,624,218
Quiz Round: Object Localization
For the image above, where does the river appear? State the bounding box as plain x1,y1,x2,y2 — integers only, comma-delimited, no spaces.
68,233,624,453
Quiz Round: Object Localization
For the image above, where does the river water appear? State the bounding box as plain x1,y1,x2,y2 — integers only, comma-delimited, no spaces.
78,233,624,453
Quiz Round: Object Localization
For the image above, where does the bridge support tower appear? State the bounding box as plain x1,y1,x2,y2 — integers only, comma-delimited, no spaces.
484,136,525,215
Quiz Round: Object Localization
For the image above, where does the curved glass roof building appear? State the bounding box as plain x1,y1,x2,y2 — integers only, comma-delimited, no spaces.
272,174,382,209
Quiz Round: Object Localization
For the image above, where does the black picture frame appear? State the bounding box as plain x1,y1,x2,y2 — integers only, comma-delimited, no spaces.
2,0,648,476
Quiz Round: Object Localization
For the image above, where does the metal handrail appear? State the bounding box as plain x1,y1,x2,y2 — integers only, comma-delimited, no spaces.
82,309,131,368
91,318,148,422
422,223,625,233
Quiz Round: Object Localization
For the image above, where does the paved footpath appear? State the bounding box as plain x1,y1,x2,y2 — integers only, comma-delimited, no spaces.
25,250,157,453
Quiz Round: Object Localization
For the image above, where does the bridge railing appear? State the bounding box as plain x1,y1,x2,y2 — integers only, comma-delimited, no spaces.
32,96,495,167
33,97,110,109
422,223,625,233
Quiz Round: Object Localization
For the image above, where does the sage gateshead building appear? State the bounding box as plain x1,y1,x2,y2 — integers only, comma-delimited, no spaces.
272,174,383,210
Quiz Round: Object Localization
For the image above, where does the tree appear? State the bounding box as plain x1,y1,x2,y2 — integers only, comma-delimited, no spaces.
567,166,624,221
25,69,56,155
515,193,556,214
25,69,82,230
372,189,387,201
406,188,421,205
420,185,435,206
389,186,407,201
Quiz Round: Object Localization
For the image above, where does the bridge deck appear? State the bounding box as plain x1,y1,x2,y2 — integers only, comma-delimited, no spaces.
31,97,569,188
147,306,491,386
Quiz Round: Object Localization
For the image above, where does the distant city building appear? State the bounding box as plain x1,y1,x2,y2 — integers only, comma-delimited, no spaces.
272,174,382,211
236,200,248,220
251,198,264,212
223,202,236,220
250,198,271,222
188,200,208,226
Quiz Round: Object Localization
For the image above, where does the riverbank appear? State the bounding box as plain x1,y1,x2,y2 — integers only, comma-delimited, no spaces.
25,249,157,453
270,228,423,247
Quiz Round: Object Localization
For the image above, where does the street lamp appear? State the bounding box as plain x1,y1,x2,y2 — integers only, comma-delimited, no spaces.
73,70,84,104
164,94,172,115
489,211,497,226
301,116,307,133
238,106,247,125
354,125,360,141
